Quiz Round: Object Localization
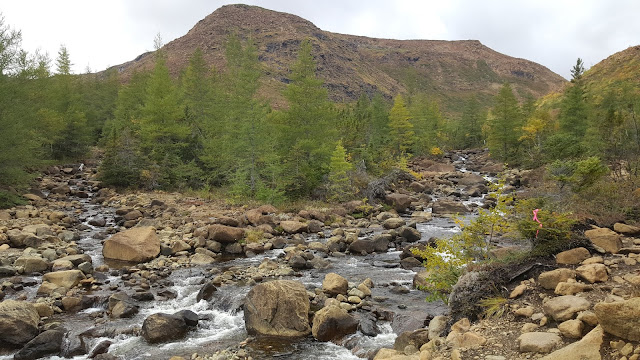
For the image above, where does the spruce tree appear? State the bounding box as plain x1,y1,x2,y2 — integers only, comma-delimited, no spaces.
327,140,354,202
486,83,522,163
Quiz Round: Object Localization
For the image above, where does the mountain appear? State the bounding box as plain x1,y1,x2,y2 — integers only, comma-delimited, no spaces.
582,45,640,99
111,4,566,111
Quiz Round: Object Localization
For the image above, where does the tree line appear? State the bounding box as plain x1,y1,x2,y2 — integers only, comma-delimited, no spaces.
2,14,639,206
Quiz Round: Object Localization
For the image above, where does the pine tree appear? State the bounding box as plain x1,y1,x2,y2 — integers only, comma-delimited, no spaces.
559,58,589,138
486,83,522,163
457,95,485,148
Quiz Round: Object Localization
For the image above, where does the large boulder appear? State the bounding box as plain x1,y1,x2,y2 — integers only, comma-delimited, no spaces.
613,222,640,236
538,268,576,290
244,280,311,337
14,256,49,274
279,221,309,234
556,247,590,265
584,227,622,254
0,300,40,345
13,330,64,360
594,297,640,341
141,313,189,343
541,325,604,360
322,273,348,296
576,264,608,283
543,295,591,321
42,270,85,291
385,193,412,213
103,226,160,263
311,305,358,341
207,224,245,243
348,239,376,254
431,200,469,215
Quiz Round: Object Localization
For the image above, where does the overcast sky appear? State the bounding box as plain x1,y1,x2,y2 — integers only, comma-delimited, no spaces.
2,0,639,79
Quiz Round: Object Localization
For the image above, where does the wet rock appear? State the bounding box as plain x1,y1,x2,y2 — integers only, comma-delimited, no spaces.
385,193,412,213
109,293,139,319
400,257,422,269
398,226,421,242
0,300,40,345
349,239,375,254
280,221,308,234
543,295,591,321
391,311,430,334
540,325,603,360
103,227,160,263
518,332,562,353
225,243,243,254
556,247,591,265
288,254,308,270
88,339,112,358
410,211,432,223
13,329,64,360
358,312,380,336
594,297,640,341
196,280,217,302
312,305,358,341
322,273,348,296
57,254,91,266
89,217,107,227
142,313,189,343
207,225,245,243
584,227,622,254
174,309,199,327
244,280,311,337
383,218,405,230
538,268,576,290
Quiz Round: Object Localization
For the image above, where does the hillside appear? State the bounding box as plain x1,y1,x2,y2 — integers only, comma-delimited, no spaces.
583,45,640,101
111,4,566,111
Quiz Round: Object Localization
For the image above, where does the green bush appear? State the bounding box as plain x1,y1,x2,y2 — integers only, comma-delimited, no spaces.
515,198,576,255
0,190,27,209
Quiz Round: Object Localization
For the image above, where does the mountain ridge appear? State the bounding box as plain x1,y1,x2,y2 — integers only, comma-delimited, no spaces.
111,4,566,110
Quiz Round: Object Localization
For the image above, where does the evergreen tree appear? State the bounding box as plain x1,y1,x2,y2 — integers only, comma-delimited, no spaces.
409,93,445,155
327,140,354,202
558,58,589,138
457,95,485,148
486,83,522,163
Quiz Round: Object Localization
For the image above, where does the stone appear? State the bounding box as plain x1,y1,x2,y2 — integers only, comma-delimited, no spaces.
577,310,599,326
576,264,608,283
558,319,584,338
88,217,107,227
322,273,348,296
448,331,487,349
518,332,562,353
584,227,623,254
51,259,74,272
541,325,604,360
556,247,591,265
451,318,470,333
142,313,189,343
190,253,215,265
514,306,535,317
58,254,92,266
123,209,143,221
538,268,576,290
394,329,431,351
510,284,527,299
33,303,54,317
383,217,406,230
385,193,412,213
13,329,64,360
594,297,640,341
428,315,447,340
14,256,49,274
103,227,160,263
244,280,311,337
398,226,422,242
280,221,309,234
554,282,591,295
0,300,40,345
207,224,245,243
543,295,591,321
614,223,640,236
349,239,376,254
61,296,82,312
312,305,358,341
42,270,85,291
170,240,191,254
410,211,432,223
431,200,469,215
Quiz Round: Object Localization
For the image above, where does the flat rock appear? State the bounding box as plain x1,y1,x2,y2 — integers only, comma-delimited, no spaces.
518,332,562,353
613,222,640,236
584,227,622,254
543,295,591,321
538,268,576,290
103,226,160,263
556,247,590,265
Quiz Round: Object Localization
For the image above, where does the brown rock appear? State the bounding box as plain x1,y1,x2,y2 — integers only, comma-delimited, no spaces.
279,221,309,234
518,332,562,353
557,319,584,338
322,272,348,296
244,280,311,337
207,224,245,243
554,282,591,295
584,227,622,254
123,209,143,221
0,300,40,345
594,297,640,341
556,247,591,265
576,264,608,283
142,313,188,343
385,193,412,213
614,223,640,236
431,200,469,215
311,305,358,341
103,227,160,263
543,295,591,321
42,270,85,291
541,325,603,360
538,268,576,290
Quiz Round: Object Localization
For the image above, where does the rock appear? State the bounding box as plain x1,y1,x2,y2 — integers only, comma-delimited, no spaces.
398,226,421,242
89,217,107,227
279,221,309,234
558,319,584,338
196,281,217,302
576,264,608,283
594,297,640,341
614,222,640,236
58,254,92,266
142,313,189,343
584,227,622,254
383,218,406,230
428,315,447,340
425,163,456,174
103,227,160,263
431,200,469,215
554,282,591,295
538,268,576,290
556,247,591,265
323,273,348,296
518,332,562,353
385,193,412,213
349,239,376,254
510,284,527,299
123,209,143,221
14,256,49,274
543,295,591,321
13,329,64,360
410,211,432,223
541,325,604,360
447,331,487,349
455,173,486,186
207,224,245,243
62,296,82,312
394,329,430,351
111,301,139,319
33,303,53,317
170,240,191,254
42,270,85,291
0,300,40,345
244,280,311,337
174,309,199,327
312,305,358,341
87,340,112,358
358,313,380,336
190,253,215,265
